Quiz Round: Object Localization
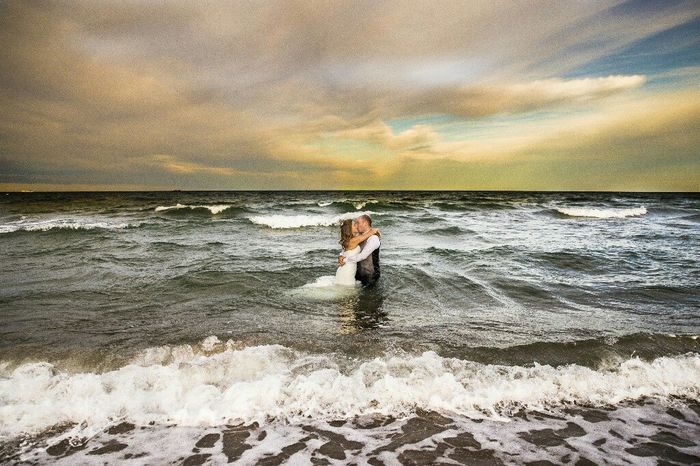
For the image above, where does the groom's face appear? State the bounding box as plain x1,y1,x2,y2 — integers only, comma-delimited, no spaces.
356,217,369,233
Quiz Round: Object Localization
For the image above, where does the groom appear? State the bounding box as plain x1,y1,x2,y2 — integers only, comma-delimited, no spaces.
338,214,381,286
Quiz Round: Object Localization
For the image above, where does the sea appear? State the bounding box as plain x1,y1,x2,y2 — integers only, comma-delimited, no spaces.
0,191,698,465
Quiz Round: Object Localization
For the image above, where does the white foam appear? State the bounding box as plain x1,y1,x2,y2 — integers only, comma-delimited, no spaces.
21,402,700,466
0,217,135,234
19,397,700,465
316,200,378,209
556,206,647,218
154,204,231,214
248,211,372,229
354,200,377,210
1,339,698,440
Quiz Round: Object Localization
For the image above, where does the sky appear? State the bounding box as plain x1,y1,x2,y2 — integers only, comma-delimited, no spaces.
0,0,698,191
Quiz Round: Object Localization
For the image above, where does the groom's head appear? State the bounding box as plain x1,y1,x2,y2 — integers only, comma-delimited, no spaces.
355,214,372,233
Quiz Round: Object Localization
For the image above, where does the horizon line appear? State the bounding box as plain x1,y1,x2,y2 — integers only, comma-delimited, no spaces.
3,189,699,194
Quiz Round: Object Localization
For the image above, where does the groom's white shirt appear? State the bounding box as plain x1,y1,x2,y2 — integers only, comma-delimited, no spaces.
341,234,380,263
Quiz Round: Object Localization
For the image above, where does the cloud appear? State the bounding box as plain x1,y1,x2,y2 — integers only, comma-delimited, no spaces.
504,75,647,105
333,120,440,151
142,155,238,176
388,75,647,119
318,75,647,160
371,89,700,191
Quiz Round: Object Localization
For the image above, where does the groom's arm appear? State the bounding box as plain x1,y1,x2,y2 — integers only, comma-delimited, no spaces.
343,235,380,264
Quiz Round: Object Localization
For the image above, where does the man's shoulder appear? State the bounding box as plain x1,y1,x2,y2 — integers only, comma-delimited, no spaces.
368,234,381,244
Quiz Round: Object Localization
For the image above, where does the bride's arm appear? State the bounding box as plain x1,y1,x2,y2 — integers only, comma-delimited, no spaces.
345,228,380,250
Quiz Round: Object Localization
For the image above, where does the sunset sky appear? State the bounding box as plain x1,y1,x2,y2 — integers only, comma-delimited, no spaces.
0,0,698,191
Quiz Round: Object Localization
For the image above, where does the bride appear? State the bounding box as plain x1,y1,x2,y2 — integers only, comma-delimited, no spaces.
336,219,380,286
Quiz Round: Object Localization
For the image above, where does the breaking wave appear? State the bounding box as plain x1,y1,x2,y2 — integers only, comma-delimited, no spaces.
0,217,136,234
154,204,232,215
316,200,378,210
555,206,647,218
248,211,373,229
1,337,698,440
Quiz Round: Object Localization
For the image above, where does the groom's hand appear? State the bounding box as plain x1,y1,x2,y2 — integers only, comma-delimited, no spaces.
338,255,346,266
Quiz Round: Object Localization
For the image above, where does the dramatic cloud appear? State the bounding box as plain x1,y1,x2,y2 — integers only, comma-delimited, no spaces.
0,0,698,190
376,89,700,190
333,120,440,151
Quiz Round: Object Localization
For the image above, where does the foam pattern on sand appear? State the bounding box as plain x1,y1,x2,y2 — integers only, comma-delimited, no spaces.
10,401,700,465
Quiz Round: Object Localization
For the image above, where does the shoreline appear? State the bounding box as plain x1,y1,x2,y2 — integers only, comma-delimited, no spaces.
4,402,699,465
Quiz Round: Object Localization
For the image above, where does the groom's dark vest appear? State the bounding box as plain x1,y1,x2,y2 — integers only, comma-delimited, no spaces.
355,236,380,286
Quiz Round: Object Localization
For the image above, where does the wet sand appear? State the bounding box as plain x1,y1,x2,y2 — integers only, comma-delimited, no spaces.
4,401,700,465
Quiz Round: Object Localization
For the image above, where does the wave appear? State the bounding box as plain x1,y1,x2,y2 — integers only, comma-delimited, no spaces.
1,336,698,440
154,204,232,215
0,217,136,234
352,200,377,210
531,250,610,272
679,213,700,222
426,246,463,257
456,333,700,367
317,200,378,210
314,199,423,212
555,206,647,219
248,211,373,229
426,225,472,236
430,201,517,212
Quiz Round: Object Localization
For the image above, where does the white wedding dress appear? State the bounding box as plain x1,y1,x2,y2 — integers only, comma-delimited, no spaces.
298,245,360,298
335,245,360,286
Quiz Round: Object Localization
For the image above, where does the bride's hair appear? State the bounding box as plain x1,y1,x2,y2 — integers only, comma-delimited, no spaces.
339,219,353,250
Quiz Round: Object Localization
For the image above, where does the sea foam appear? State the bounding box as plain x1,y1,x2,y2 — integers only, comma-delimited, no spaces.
154,204,231,214
556,206,647,218
1,337,698,439
316,200,378,209
248,211,372,229
0,217,135,234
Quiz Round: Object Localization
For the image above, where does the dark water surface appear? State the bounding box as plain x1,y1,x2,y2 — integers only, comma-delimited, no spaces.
1,191,699,464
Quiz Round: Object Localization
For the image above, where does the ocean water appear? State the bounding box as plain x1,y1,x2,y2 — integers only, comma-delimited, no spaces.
0,191,698,465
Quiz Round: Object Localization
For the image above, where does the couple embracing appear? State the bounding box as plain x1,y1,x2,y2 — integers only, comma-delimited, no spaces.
336,214,381,287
